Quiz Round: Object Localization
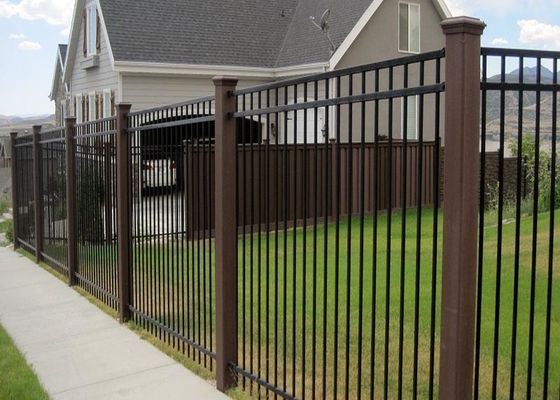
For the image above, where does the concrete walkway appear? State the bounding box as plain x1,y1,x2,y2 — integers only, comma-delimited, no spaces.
0,247,230,400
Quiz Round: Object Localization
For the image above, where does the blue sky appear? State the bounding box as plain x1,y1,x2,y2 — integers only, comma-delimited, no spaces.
0,0,559,116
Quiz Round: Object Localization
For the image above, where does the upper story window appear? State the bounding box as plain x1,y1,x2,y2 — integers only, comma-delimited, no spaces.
84,5,99,57
399,2,420,53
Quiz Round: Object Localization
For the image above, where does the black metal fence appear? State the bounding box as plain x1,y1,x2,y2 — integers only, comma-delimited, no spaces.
230,49,445,400
13,133,35,252
476,47,560,400
9,20,560,400
74,118,119,309
39,127,68,275
128,97,217,366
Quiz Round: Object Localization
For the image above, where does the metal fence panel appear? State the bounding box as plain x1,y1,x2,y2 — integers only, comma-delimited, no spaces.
476,47,560,400
128,98,217,367
231,50,445,400
74,118,119,309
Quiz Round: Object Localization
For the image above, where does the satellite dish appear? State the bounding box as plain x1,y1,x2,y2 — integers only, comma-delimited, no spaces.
310,9,336,55
310,9,331,30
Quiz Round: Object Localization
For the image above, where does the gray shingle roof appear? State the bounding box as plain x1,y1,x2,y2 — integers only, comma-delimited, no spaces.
98,0,372,68
58,44,68,66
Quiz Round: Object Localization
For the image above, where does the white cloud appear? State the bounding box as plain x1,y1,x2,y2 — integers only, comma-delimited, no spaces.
443,0,521,17
445,0,469,16
490,37,509,46
8,33,25,40
518,19,560,49
18,40,41,51
0,0,73,28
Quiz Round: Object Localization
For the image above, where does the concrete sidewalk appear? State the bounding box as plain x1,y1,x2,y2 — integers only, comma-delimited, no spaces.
0,247,230,400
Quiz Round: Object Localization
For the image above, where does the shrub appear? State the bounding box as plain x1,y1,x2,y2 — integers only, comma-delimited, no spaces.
507,136,560,214
76,157,106,242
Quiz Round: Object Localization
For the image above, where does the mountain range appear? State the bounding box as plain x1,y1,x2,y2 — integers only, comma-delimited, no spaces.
485,65,557,147
0,114,55,137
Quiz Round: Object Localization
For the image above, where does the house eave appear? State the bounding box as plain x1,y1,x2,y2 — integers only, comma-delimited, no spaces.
113,61,329,79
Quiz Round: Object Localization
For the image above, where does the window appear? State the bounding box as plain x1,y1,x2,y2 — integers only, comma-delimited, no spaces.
399,2,420,53
103,89,112,118
85,5,97,56
76,94,83,123
402,96,418,140
60,103,65,126
88,92,96,121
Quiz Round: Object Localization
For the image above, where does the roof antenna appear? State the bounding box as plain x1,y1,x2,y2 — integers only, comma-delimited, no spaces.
310,9,336,55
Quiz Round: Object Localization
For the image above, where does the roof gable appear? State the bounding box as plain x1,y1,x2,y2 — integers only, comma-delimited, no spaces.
63,0,452,74
50,44,69,100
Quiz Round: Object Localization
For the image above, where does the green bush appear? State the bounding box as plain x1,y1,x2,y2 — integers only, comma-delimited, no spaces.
4,220,13,244
77,158,106,242
507,136,560,213
0,220,12,245
0,197,10,215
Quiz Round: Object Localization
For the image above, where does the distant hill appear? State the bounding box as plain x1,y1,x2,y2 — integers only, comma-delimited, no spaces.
0,114,55,137
485,66,556,149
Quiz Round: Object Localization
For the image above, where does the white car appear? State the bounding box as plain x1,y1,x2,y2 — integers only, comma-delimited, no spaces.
141,158,177,190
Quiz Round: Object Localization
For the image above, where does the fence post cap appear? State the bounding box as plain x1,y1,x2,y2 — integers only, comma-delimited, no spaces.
441,16,486,35
9,131,18,139
116,103,132,113
64,116,77,124
32,125,42,134
213,76,239,87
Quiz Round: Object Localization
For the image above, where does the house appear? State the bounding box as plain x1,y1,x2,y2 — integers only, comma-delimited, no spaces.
53,0,452,141
49,44,69,127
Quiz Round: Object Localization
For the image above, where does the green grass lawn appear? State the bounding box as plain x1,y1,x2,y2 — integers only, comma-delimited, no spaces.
0,324,49,400
127,207,560,400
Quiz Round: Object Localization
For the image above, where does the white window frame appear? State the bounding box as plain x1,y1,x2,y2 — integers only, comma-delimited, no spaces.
88,92,96,121
398,2,421,54
401,96,419,140
76,94,83,123
86,5,97,56
103,89,112,118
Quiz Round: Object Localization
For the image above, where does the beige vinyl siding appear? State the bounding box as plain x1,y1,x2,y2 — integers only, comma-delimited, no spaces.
121,75,272,112
69,0,117,111
334,0,445,142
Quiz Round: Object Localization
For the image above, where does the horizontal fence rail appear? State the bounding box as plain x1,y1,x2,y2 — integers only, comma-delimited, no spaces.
476,47,560,400
128,97,218,368
230,49,445,400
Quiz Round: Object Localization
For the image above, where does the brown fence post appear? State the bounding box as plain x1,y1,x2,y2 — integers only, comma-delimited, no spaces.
439,17,485,400
116,103,132,323
10,131,19,250
65,117,77,286
32,125,43,262
213,76,238,392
